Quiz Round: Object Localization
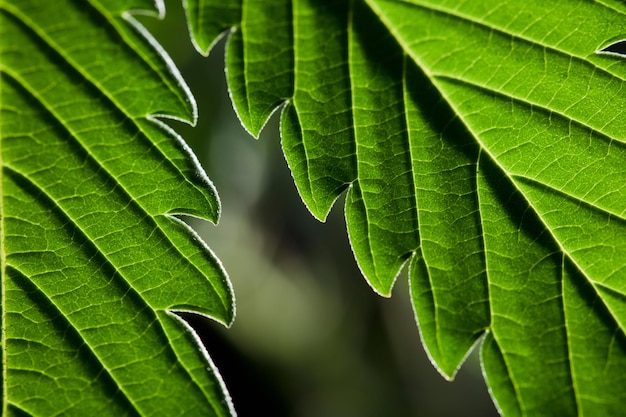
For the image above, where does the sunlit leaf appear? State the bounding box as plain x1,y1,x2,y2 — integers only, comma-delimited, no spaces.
1,0,234,415
185,0,626,414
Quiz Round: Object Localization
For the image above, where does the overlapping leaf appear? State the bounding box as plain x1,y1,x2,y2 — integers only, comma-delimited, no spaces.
0,0,234,415
185,0,626,415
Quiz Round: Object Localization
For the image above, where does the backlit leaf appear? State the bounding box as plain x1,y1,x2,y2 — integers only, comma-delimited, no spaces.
1,0,234,415
185,0,626,415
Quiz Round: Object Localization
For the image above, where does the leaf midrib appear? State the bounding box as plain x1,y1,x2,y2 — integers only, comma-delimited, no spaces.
89,0,195,123
0,2,229,411
367,0,626,284
1,62,230,315
2,2,217,217
0,70,221,416
0,62,7,417
366,1,626,412
369,1,626,142
443,75,626,335
452,80,626,337
388,0,626,64
0,5,229,315
5,263,145,417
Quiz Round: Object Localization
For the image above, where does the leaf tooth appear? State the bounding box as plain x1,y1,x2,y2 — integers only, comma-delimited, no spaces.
1,6,217,223
344,0,420,295
224,0,294,137
478,156,578,416
2,1,233,414
184,0,242,56
282,0,357,219
2,71,231,321
3,165,226,415
402,55,490,376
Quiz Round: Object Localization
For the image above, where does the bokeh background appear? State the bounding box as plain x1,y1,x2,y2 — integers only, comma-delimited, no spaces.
141,2,500,416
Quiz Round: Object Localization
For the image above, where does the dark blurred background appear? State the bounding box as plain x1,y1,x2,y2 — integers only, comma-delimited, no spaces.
140,2,499,416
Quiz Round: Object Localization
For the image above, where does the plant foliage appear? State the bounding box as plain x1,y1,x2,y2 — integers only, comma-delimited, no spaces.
0,0,233,415
184,0,626,415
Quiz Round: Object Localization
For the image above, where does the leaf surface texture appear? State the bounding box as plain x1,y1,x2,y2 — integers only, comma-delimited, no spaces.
186,0,626,415
0,0,234,415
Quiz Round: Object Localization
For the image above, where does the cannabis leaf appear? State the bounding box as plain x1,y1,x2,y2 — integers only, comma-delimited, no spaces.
184,0,626,415
1,1,233,415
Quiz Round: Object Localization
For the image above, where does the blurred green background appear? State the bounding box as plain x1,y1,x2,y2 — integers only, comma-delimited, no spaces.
140,2,499,416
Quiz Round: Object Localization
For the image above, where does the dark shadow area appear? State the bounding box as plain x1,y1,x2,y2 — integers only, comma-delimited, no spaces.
177,312,293,416
600,39,626,55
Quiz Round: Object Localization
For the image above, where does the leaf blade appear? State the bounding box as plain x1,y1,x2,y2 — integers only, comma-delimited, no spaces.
186,0,626,414
1,0,234,415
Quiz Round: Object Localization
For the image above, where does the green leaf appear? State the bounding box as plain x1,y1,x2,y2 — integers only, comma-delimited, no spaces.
185,0,626,415
1,1,234,415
